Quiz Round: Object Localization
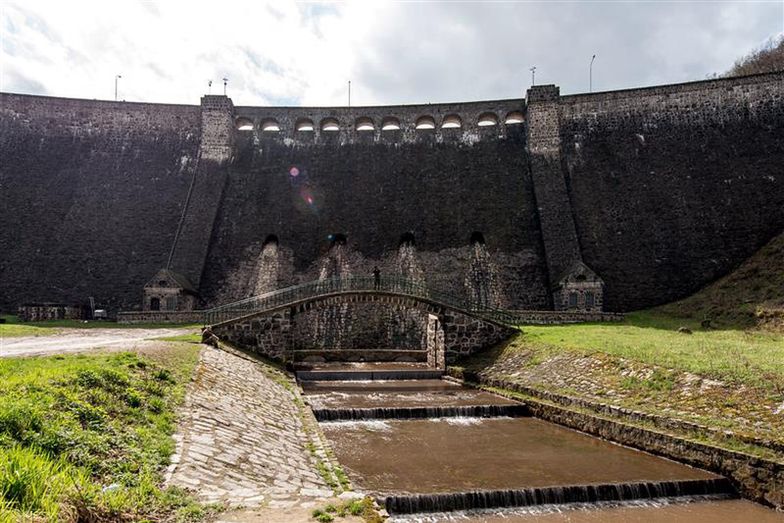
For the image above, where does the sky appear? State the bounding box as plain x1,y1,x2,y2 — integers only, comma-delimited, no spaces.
1,1,782,107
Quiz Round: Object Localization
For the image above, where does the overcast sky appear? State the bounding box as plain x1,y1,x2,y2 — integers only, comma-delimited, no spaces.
1,1,782,106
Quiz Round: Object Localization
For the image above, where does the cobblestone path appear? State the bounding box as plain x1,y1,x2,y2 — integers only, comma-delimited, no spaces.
166,346,334,508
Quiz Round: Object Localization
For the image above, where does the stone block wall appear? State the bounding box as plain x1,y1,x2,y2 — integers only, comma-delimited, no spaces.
0,93,201,312
559,72,784,310
214,310,292,362
17,304,84,321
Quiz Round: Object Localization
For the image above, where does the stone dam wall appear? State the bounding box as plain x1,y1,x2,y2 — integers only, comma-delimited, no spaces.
0,71,782,314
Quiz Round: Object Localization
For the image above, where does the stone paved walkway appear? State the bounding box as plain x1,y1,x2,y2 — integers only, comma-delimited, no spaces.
166,346,334,508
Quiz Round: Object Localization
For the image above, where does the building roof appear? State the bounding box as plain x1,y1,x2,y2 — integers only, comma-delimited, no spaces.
144,268,198,295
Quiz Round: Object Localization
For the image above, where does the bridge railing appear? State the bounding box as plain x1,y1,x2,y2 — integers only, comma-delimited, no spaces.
203,275,519,326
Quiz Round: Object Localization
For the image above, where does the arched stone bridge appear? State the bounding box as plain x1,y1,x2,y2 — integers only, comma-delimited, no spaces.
203,276,518,366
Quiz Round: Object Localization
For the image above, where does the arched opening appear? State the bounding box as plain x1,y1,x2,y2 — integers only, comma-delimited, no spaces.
575,274,587,282
381,117,401,131
158,280,168,287
235,117,254,131
478,112,499,127
263,234,279,246
321,118,340,132
399,232,415,246
150,297,160,311
329,233,347,246
415,115,436,130
441,114,462,129
296,118,314,132
261,119,281,132
470,231,485,245
505,111,524,124
355,117,375,132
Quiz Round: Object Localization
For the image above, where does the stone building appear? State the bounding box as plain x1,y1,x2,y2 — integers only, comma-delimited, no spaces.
553,262,604,312
143,269,198,311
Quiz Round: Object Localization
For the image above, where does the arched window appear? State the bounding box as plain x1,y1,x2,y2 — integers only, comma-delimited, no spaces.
470,231,485,245
441,114,462,129
261,119,280,132
415,115,436,130
399,232,415,246
263,234,279,246
150,297,160,311
355,117,375,132
478,112,499,127
381,117,401,131
568,292,579,308
235,117,254,131
296,118,314,132
505,111,524,124
585,292,595,308
321,118,340,132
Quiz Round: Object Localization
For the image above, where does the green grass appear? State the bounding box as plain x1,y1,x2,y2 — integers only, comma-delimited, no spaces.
157,333,203,344
0,345,213,521
518,311,784,387
0,315,201,338
657,231,784,329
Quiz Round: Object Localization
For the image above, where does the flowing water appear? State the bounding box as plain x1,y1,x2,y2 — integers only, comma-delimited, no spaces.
306,373,784,521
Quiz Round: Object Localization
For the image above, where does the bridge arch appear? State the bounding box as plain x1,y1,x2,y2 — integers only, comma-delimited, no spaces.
204,277,516,365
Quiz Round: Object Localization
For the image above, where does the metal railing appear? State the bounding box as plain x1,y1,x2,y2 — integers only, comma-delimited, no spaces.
203,275,519,327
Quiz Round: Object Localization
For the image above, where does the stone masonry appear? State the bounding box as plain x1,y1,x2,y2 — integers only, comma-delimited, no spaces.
166,347,333,507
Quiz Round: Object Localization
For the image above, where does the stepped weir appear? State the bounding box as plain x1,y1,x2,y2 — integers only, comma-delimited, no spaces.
297,365,781,521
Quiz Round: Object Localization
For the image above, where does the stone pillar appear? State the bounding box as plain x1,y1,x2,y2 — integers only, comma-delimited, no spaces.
525,85,584,309
167,96,234,290
426,314,445,370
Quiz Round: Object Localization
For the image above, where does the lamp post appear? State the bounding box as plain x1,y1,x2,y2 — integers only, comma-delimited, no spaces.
530,66,536,86
114,74,122,101
590,54,596,93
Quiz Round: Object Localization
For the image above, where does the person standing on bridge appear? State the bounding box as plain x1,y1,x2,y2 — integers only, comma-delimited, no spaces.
373,266,381,289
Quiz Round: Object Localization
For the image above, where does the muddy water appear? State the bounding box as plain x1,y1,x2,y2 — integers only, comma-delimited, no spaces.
303,379,517,409
321,417,716,494
389,499,784,522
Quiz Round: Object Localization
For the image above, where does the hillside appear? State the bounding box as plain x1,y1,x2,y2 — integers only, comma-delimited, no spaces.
658,230,784,330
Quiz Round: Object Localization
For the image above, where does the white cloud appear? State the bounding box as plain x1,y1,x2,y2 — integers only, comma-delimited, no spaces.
0,0,781,106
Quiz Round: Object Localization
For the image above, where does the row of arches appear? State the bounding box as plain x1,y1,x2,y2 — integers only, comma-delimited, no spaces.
235,111,524,133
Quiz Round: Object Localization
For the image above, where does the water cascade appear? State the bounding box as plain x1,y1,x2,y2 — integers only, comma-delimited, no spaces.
384,478,735,514
465,236,499,308
252,237,280,295
312,404,529,421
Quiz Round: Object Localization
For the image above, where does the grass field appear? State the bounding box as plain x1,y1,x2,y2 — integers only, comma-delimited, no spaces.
0,315,201,338
0,344,214,522
518,311,784,387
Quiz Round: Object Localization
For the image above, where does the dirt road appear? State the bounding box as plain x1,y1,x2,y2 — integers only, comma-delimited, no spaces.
0,327,198,358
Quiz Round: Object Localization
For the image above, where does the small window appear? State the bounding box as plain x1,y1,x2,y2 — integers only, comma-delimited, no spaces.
321,118,339,132
381,117,401,131
150,297,160,311
441,114,462,129
158,280,168,287
505,111,524,124
415,115,436,130
261,119,280,132
235,117,254,131
296,119,314,132
568,292,579,308
585,292,595,308
478,112,499,127
355,117,375,132
165,297,177,310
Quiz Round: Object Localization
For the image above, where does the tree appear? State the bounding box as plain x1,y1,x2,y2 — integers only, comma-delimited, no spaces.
725,35,784,77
